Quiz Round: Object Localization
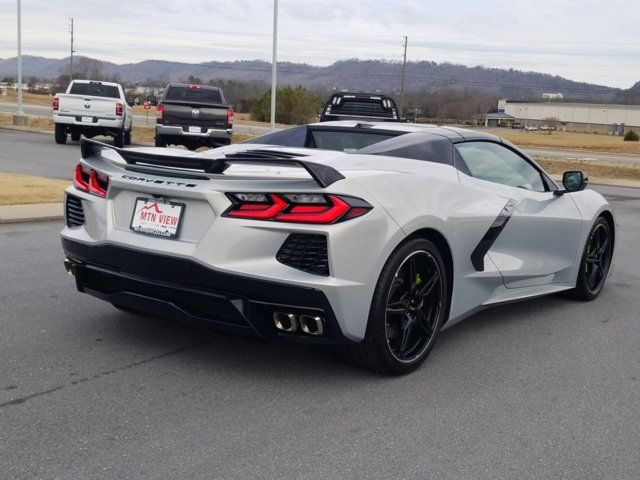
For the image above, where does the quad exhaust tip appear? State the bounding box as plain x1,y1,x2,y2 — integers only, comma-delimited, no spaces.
64,259,75,276
273,311,324,336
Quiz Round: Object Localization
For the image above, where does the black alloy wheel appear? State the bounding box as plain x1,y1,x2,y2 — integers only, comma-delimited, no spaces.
572,217,613,300
343,238,449,375
384,251,443,363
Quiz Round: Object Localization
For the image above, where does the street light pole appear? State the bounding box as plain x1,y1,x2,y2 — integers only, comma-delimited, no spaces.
17,0,23,115
270,0,278,129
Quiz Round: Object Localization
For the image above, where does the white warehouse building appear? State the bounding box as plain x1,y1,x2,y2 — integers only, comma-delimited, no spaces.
498,99,640,134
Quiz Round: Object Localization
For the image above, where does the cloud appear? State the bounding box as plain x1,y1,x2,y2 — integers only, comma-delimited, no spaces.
0,0,638,88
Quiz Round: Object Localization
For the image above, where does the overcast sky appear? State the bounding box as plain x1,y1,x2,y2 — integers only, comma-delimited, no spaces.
0,0,638,88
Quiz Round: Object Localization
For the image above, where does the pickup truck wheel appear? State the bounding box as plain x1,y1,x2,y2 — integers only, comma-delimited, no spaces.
70,131,81,142
54,124,67,144
154,136,167,148
124,129,132,146
114,130,125,148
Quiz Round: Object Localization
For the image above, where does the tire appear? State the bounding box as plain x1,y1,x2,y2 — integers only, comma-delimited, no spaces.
70,131,81,142
569,216,613,301
113,129,125,148
154,135,167,148
342,238,450,375
124,129,132,146
54,124,67,144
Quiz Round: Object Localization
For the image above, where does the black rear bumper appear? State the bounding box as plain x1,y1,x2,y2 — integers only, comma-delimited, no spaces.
61,239,346,343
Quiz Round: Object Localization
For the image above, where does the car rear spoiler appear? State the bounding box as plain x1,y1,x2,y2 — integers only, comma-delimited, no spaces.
80,139,345,188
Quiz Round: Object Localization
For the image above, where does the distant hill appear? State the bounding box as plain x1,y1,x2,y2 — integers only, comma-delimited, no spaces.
0,55,636,103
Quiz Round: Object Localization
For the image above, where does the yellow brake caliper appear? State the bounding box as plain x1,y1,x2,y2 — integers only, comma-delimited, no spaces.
416,273,425,309
585,244,590,273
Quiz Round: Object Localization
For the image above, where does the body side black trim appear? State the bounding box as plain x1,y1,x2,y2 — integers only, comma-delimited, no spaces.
470,199,517,271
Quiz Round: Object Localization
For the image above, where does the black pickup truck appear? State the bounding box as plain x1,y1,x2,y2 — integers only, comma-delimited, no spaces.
318,92,402,123
155,83,233,150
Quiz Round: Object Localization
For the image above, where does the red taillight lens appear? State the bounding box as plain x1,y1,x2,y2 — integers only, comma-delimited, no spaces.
156,103,164,121
115,103,123,116
187,84,202,90
73,164,108,198
53,97,59,111
73,164,90,192
223,193,371,224
226,106,233,126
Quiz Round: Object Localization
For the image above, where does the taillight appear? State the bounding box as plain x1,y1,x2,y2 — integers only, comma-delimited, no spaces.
73,164,108,198
115,103,123,116
226,106,233,126
73,164,90,192
223,193,371,224
53,97,59,111
156,103,164,121
187,84,202,90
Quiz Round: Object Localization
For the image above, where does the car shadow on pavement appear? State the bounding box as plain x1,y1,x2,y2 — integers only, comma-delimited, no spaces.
85,291,581,382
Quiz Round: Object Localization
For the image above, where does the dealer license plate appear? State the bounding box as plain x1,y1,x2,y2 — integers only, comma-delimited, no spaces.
81,116,93,123
130,198,185,238
188,126,201,133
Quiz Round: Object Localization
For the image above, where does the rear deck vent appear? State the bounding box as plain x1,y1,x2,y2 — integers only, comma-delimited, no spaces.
65,195,85,228
276,234,329,276
224,149,308,161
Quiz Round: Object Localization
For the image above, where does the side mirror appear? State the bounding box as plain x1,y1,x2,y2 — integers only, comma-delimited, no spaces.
555,171,588,195
404,112,415,123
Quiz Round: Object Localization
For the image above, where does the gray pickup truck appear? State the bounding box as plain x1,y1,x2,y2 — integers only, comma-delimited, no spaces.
155,83,233,150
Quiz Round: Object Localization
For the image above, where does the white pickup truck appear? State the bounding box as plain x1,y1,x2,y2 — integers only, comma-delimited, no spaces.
53,80,133,147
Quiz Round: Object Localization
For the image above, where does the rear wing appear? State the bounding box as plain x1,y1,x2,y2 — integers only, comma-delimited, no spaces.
80,139,344,188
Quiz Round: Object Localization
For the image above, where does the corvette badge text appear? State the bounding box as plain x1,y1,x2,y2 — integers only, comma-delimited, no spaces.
122,174,197,188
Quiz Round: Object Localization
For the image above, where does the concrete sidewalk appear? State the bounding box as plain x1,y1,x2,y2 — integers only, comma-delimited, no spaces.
0,203,63,224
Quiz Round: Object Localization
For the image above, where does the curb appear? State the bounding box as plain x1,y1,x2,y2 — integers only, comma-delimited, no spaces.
0,203,64,224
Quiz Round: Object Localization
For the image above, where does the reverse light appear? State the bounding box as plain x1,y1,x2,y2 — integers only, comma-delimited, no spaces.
73,164,108,198
156,103,164,121
223,193,372,224
53,97,59,111
115,103,123,116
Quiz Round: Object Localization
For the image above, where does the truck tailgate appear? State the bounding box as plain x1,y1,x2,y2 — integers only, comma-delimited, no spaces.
58,95,118,118
162,102,228,129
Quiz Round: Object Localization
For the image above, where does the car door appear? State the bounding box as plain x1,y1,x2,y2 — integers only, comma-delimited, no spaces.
455,141,583,288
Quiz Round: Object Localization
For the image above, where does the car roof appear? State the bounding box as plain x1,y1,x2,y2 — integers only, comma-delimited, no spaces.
311,121,501,143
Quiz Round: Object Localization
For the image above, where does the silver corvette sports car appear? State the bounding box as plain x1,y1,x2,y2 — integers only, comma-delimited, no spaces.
61,121,615,374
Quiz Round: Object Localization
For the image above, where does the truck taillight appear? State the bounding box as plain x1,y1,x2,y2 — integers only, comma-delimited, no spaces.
226,106,233,126
187,84,202,90
115,103,123,116
222,193,372,224
53,97,59,111
156,103,164,121
73,164,108,198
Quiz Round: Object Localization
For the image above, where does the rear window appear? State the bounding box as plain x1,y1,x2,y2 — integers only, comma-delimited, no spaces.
309,130,398,152
165,86,223,104
69,83,119,98
325,96,397,119
243,126,402,152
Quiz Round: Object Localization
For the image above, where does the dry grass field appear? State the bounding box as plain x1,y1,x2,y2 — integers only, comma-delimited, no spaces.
1,89,53,106
484,128,640,155
0,172,68,205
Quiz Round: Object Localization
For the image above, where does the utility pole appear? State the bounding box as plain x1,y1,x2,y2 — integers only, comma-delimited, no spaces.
17,0,23,115
270,0,278,129
399,36,408,118
69,17,74,82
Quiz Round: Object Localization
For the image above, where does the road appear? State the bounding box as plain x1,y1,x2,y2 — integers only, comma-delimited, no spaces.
0,100,274,136
0,184,639,479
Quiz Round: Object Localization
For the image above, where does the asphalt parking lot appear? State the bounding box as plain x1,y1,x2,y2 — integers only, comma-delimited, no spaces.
1,184,639,479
